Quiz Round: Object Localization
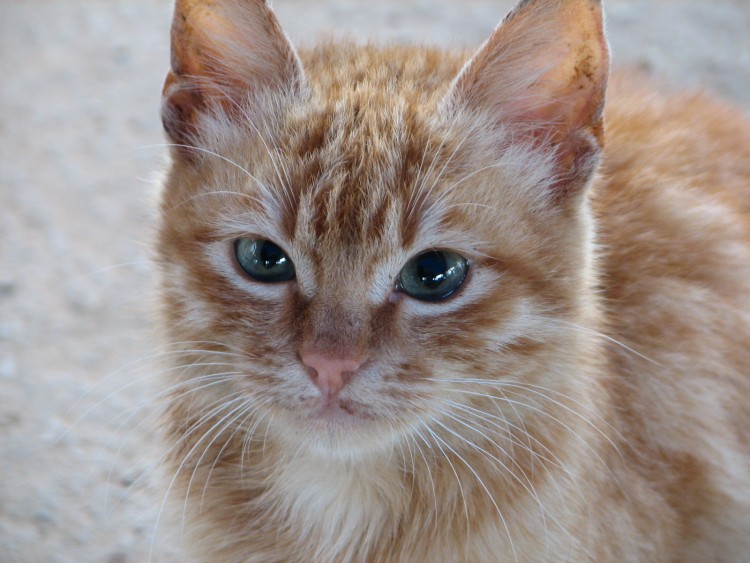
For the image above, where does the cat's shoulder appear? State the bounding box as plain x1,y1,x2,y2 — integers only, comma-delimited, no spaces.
595,71,750,350
603,71,750,187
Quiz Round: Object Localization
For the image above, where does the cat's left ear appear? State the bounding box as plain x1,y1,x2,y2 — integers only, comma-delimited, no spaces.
162,0,304,146
444,0,609,198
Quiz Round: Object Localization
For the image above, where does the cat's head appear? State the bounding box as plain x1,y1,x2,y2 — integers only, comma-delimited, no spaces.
157,0,609,459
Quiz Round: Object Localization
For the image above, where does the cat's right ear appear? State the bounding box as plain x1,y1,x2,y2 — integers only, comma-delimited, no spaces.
162,0,304,147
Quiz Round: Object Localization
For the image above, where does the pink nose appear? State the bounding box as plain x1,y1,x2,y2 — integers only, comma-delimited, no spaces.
301,352,363,402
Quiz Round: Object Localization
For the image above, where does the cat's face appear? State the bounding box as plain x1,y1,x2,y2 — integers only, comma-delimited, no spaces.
158,0,607,459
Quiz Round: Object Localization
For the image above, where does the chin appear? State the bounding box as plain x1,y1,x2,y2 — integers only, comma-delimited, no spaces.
271,397,403,459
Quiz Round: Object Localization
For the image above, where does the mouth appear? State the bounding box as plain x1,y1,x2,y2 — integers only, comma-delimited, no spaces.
298,396,372,425
275,396,399,456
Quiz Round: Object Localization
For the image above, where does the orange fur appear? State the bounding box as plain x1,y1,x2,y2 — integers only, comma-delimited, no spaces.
154,1,750,561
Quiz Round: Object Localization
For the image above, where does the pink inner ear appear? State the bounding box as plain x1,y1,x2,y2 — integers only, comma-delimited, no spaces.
447,0,609,150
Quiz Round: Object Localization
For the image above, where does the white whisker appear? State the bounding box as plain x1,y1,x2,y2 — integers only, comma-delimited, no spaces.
559,320,662,367
425,421,519,563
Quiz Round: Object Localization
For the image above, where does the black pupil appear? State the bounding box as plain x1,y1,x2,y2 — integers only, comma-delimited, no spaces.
235,238,295,283
416,252,448,289
259,241,286,270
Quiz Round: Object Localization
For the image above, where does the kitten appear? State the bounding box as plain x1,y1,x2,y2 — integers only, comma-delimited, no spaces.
155,0,750,561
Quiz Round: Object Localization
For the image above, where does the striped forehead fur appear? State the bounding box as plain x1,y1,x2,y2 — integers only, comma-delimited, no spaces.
186,42,565,266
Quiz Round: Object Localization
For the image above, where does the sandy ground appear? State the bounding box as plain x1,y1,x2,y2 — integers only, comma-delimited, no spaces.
1,1,748,561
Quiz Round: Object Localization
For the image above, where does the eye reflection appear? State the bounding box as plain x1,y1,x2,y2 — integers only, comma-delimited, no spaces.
234,238,296,283
398,250,468,301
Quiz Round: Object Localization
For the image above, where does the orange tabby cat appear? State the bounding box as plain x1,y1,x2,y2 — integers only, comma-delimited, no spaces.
155,0,750,560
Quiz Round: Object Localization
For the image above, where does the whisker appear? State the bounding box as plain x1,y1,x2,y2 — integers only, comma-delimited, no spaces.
435,376,621,438
408,430,438,519
436,387,619,483
424,421,519,563
498,381,628,449
106,388,248,517
435,406,548,523
150,395,250,559
198,403,261,511
61,342,246,418
170,189,265,210
58,356,244,443
405,118,456,227
559,320,662,367
137,143,255,181
443,404,579,554
103,373,245,507
181,398,259,533
419,125,476,220
493,384,622,460
439,161,508,196
428,376,625,459
443,398,581,496
414,419,471,547
77,260,150,280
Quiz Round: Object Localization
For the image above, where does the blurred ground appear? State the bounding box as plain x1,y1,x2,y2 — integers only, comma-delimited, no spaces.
1,1,748,561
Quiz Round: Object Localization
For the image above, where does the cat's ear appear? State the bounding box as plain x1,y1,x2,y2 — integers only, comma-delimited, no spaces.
444,0,609,198
162,0,304,146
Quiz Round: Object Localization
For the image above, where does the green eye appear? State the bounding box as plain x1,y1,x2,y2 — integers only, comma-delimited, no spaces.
234,238,296,283
398,250,468,302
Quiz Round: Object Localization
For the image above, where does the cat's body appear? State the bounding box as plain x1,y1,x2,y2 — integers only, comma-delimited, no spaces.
155,1,750,561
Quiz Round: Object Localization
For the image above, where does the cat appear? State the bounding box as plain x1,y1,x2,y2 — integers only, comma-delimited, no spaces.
154,0,750,561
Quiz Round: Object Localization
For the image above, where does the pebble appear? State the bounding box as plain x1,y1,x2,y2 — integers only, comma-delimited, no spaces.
0,281,16,297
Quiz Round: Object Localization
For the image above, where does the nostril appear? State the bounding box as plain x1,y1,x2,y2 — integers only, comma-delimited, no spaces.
303,363,319,384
